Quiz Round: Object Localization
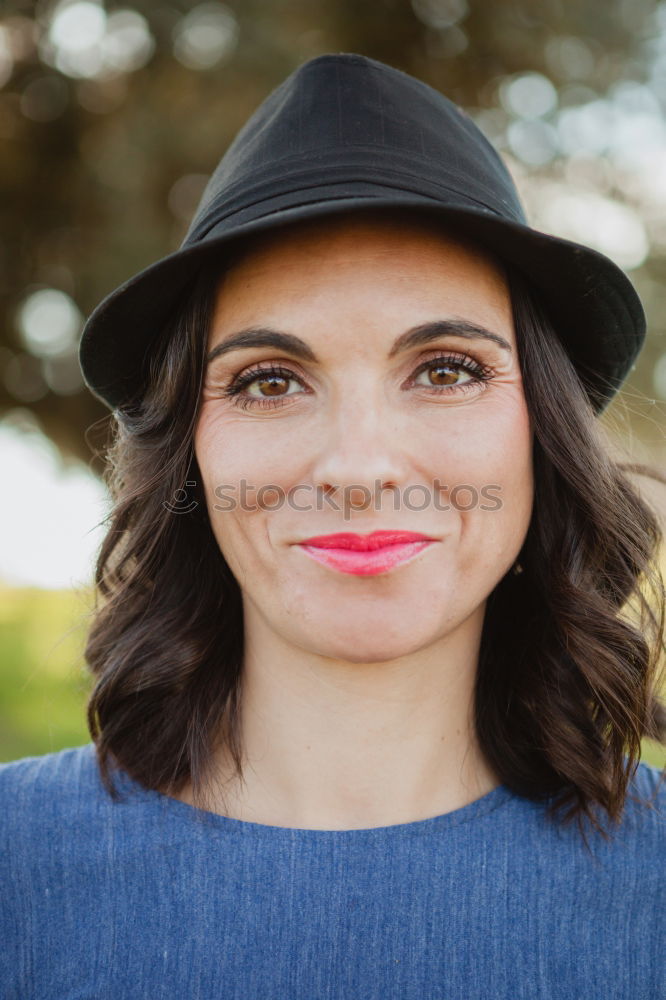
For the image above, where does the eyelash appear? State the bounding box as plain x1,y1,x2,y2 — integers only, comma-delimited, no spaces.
219,353,494,411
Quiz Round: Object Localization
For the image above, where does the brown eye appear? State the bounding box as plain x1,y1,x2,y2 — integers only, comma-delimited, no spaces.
251,374,290,397
410,353,493,397
415,361,474,388
425,363,468,387
222,363,307,411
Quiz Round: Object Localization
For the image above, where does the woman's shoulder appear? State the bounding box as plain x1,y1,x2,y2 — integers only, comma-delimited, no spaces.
607,758,664,845
518,757,665,868
0,741,99,791
614,757,665,841
618,757,664,820
0,743,103,840
630,757,665,801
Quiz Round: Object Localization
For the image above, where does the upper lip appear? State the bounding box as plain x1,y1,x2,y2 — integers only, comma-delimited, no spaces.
298,531,436,551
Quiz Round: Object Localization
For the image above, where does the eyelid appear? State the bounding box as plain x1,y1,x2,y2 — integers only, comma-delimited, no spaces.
214,347,498,412
218,344,495,382
410,345,493,369
209,355,308,379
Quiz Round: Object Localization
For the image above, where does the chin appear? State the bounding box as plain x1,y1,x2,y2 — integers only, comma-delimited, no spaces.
296,619,437,665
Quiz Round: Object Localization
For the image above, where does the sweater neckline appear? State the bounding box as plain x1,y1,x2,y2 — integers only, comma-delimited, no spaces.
109,752,516,838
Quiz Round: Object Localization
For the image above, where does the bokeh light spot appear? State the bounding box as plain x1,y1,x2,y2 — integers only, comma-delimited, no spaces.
41,0,154,79
17,289,83,358
20,75,69,121
49,1,106,54
411,0,468,30
167,173,210,223
507,119,559,165
102,10,154,74
172,3,239,70
501,72,558,119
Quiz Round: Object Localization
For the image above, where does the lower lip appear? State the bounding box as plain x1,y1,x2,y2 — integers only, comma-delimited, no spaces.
298,540,435,576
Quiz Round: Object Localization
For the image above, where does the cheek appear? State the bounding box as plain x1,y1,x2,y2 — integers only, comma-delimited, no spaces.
193,417,262,576
194,410,304,526
490,400,533,491
427,401,533,554
422,398,532,486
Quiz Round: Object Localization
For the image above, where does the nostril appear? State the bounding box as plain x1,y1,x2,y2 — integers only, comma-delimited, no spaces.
347,487,370,508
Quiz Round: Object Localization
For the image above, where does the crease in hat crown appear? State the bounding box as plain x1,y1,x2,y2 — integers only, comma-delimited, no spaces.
78,51,646,415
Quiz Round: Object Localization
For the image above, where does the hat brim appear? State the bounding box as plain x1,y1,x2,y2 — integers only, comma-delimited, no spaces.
78,190,645,414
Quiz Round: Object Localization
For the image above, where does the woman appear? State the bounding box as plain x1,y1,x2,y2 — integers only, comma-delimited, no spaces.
1,53,664,999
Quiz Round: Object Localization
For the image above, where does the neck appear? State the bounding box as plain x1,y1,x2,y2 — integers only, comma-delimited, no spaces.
177,603,500,830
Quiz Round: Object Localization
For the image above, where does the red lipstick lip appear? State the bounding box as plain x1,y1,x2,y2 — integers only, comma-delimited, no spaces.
298,531,435,551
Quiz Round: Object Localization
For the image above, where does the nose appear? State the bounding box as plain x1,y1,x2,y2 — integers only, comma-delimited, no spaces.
310,385,410,507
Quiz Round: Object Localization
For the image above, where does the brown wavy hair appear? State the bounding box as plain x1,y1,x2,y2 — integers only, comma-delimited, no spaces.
83,220,666,852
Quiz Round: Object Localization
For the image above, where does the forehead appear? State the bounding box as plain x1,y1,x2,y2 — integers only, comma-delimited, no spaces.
209,211,512,339
205,212,515,361
219,208,506,280
204,209,517,363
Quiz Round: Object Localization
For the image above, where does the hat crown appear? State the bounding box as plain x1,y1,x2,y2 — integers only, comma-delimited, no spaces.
183,52,527,245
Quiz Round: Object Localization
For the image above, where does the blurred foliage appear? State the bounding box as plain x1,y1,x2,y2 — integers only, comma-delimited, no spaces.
0,583,93,760
1,582,664,769
0,0,665,472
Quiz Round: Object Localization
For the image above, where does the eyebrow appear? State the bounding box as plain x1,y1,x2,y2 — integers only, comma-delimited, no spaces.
205,320,513,366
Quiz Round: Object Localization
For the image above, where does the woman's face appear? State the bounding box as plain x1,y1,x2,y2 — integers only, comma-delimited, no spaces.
194,212,534,662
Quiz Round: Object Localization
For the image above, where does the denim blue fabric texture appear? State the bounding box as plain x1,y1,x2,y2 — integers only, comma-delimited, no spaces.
1,742,663,1000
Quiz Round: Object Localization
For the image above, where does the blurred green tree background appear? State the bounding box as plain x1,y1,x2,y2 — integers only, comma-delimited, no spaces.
1,0,665,767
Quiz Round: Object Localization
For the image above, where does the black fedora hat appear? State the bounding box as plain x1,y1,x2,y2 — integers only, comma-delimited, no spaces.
78,52,646,415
